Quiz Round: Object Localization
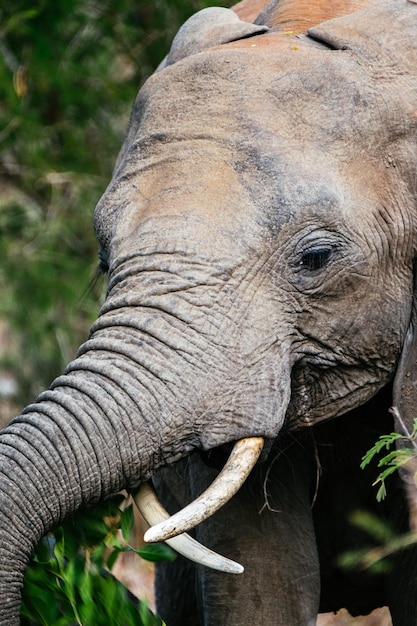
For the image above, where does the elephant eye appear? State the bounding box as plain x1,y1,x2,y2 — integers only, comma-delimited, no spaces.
301,247,332,271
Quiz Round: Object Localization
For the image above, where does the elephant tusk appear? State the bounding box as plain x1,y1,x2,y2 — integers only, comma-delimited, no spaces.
142,436,264,543
134,482,244,574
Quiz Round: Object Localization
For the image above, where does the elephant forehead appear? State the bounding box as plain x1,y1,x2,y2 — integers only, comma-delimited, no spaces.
99,135,348,254
95,38,391,250
132,37,376,152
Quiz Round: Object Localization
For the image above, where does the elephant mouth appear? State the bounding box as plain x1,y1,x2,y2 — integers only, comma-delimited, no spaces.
134,436,264,574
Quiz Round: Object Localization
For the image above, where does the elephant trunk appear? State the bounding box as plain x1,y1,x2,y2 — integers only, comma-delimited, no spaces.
0,245,292,623
0,330,194,624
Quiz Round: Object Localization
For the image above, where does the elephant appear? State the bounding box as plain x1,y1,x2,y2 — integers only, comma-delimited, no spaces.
1,0,417,624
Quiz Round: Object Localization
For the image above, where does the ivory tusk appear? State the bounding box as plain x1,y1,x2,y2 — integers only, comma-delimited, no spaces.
134,482,244,574
143,436,264,543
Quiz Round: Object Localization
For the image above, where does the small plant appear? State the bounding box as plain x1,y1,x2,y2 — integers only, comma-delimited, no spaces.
337,510,417,573
338,415,417,574
21,494,175,625
361,414,417,502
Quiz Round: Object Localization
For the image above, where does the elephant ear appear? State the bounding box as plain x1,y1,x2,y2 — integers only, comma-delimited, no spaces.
162,7,269,67
308,0,417,70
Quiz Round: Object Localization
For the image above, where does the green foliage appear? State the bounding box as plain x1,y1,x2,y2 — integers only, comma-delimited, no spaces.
0,0,232,408
361,417,417,501
337,511,395,574
338,510,417,574
339,416,417,574
21,495,175,625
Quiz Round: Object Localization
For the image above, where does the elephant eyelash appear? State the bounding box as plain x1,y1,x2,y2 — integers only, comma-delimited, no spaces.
300,247,333,271
98,247,110,274
78,252,109,306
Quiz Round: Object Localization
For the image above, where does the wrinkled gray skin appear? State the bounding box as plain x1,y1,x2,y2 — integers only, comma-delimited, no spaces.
1,1,417,624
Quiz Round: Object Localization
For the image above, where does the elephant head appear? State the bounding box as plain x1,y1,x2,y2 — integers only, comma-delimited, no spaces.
0,0,417,623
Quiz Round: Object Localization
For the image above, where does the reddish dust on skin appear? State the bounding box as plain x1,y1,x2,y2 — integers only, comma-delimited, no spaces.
233,0,379,32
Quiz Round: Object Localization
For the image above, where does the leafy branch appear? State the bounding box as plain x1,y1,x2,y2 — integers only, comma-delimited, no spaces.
21,494,175,625
361,416,417,502
339,415,417,575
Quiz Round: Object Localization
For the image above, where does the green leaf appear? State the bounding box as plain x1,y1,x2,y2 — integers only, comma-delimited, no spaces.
376,482,387,502
139,599,165,626
121,504,135,541
360,432,402,469
53,533,66,572
106,547,123,572
362,424,417,501
4,9,39,36
78,568,93,610
137,543,177,563
349,511,394,543
337,547,370,570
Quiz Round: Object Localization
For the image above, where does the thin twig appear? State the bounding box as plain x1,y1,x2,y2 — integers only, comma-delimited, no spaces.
391,406,417,450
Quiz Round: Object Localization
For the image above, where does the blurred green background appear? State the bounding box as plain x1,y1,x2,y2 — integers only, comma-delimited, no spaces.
0,0,231,420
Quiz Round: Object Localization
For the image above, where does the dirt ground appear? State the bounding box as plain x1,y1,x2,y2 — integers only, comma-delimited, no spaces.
317,609,392,625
